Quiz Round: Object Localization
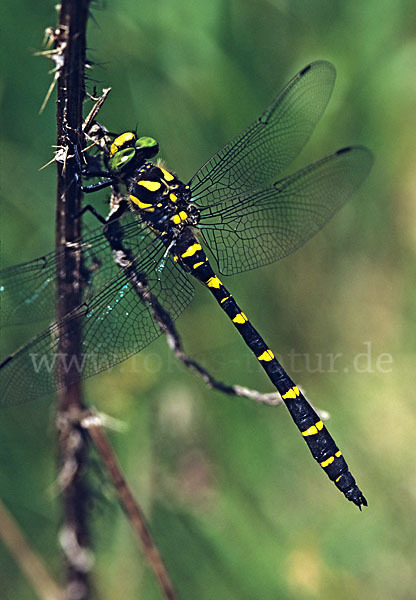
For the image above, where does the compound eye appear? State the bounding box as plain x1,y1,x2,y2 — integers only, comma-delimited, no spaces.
108,147,136,172
136,136,159,158
109,132,137,157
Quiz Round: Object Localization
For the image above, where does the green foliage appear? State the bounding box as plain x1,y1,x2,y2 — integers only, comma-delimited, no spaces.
1,0,415,598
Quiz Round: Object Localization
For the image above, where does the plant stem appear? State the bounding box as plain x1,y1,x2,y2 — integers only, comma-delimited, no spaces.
55,2,92,598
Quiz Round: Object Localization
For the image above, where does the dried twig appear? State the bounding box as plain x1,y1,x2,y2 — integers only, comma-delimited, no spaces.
54,2,91,599
81,412,179,600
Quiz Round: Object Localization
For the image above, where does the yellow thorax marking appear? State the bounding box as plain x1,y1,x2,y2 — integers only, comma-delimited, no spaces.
301,420,324,437
171,211,188,225
169,193,177,202
110,132,135,157
181,244,202,258
282,386,300,400
335,450,342,457
138,180,161,192
193,261,205,269
258,349,274,362
220,296,231,303
160,167,174,182
129,194,155,212
232,313,248,324
206,276,222,289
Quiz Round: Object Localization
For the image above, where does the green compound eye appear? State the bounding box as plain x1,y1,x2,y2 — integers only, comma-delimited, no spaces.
108,147,136,172
109,132,136,157
135,136,159,158
107,136,159,172
135,136,157,149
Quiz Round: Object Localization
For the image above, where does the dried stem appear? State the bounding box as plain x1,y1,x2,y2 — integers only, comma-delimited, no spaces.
81,413,179,600
54,2,91,598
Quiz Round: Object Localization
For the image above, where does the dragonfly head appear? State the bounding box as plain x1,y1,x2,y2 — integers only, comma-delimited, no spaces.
108,132,159,174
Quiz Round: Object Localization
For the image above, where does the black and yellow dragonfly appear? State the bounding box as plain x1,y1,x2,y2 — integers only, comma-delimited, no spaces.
0,61,372,507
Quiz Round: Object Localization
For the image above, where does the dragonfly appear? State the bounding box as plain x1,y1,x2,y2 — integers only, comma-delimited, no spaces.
0,61,372,507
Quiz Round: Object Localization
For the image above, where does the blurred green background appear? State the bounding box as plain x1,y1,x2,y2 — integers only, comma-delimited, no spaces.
1,1,415,599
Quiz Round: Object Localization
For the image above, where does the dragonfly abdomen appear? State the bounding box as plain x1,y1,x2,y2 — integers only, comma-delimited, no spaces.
175,230,367,509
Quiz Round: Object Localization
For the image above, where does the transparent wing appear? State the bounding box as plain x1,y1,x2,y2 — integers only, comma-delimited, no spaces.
190,61,336,206
198,146,373,275
0,254,57,326
0,219,195,408
0,217,144,327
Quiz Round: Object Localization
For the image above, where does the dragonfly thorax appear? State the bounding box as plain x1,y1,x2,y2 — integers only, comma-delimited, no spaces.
128,163,199,234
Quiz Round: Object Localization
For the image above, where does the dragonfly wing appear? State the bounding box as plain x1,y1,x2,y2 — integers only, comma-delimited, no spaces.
0,225,195,408
190,61,336,206
0,216,141,327
1,251,59,327
199,146,373,275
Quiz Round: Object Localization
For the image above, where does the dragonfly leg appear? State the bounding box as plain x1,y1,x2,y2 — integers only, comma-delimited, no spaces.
76,204,107,224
